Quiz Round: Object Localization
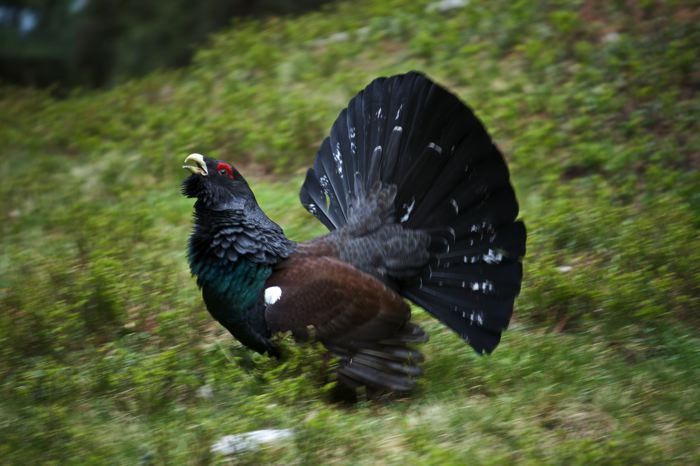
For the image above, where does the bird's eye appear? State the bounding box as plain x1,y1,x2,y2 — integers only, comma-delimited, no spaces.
215,162,234,179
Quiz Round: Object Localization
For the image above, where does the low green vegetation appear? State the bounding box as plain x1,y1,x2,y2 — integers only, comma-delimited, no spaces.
1,0,698,464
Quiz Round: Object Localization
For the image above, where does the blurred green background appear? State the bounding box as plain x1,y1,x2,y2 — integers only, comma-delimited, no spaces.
1,0,698,464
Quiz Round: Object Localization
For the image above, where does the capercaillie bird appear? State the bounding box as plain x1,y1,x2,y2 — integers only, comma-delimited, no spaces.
182,71,526,393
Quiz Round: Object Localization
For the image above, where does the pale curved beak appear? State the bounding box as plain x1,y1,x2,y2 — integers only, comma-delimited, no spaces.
183,153,208,175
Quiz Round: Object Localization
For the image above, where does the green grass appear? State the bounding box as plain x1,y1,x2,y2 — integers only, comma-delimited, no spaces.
1,0,698,464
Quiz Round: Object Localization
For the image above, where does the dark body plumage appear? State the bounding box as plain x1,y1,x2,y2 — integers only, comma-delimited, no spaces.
182,71,526,393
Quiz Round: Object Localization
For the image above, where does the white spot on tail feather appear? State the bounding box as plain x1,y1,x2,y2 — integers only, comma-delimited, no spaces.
319,175,329,190
400,197,416,223
470,281,494,293
428,142,443,154
469,310,484,326
264,286,282,305
333,142,343,177
483,249,503,264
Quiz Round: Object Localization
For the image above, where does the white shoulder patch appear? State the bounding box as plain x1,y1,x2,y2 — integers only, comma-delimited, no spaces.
264,286,282,306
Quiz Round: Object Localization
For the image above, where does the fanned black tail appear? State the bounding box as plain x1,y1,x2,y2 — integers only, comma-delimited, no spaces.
300,71,526,354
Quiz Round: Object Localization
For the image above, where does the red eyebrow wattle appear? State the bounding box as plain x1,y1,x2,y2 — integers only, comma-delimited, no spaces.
216,162,234,178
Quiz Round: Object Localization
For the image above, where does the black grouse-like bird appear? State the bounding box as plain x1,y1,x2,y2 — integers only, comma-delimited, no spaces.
182,71,526,392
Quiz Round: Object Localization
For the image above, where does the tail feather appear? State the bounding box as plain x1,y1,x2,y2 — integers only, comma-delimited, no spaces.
423,186,519,236
402,290,504,352
301,71,526,356
422,263,523,297
330,110,356,201
328,323,428,393
314,139,348,222
408,144,508,228
337,365,413,392
435,221,527,265
299,168,335,230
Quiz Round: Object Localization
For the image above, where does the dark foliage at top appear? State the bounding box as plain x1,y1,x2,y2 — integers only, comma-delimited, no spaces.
0,0,334,88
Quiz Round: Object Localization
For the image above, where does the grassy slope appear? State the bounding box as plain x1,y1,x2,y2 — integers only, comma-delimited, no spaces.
1,0,699,464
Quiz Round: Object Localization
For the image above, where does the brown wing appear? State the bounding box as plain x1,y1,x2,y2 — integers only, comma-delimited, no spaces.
265,255,409,341
264,255,427,392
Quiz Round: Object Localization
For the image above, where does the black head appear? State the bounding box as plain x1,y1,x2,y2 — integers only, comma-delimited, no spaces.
181,153,255,209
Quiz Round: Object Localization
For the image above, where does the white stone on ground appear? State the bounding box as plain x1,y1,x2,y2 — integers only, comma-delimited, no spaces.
211,429,294,455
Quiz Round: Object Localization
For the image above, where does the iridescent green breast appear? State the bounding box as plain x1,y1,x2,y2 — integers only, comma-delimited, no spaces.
190,256,272,313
